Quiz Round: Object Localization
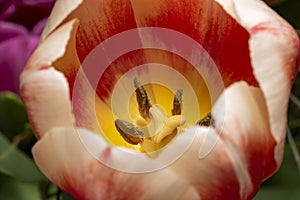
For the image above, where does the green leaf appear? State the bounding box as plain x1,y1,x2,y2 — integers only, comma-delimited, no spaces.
0,133,45,183
0,173,10,185
0,92,28,141
0,178,41,200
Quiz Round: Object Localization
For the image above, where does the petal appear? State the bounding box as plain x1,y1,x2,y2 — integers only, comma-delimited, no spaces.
32,126,200,200
22,0,55,7
31,17,49,36
170,82,276,199
130,0,257,87
20,67,75,139
217,0,300,166
212,81,276,198
39,0,82,41
0,1,17,20
170,127,241,200
23,18,80,83
22,17,118,140
19,18,82,139
31,81,276,200
0,35,38,93
71,69,106,133
63,0,139,61
0,21,28,42
4,2,53,31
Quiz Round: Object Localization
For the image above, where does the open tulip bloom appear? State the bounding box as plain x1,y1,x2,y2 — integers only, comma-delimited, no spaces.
20,0,299,199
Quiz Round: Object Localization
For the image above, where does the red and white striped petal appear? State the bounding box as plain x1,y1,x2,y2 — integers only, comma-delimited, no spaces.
212,81,276,198
23,18,81,86
164,82,275,200
129,0,257,87
21,17,103,134
20,67,74,139
217,0,300,167
31,82,273,200
32,127,200,200
39,0,82,42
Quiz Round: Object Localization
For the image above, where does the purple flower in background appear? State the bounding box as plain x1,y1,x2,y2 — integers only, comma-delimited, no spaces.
0,0,55,21
0,0,54,94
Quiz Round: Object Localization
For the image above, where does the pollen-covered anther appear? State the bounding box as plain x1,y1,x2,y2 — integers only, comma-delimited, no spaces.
134,77,151,120
114,77,188,154
114,119,144,145
153,115,186,144
172,89,183,115
197,112,213,127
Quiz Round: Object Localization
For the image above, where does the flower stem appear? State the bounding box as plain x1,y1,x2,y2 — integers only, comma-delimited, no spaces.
290,93,300,110
286,126,300,171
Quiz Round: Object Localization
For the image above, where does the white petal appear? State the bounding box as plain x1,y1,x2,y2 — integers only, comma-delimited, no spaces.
217,0,300,166
24,19,79,71
32,126,200,200
40,0,82,41
20,68,74,138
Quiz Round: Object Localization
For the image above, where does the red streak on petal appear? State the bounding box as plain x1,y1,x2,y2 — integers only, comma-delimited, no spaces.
73,0,139,62
96,49,148,100
61,159,145,200
66,0,258,103
218,115,277,198
131,0,258,87
100,147,112,162
251,21,300,87
20,85,41,139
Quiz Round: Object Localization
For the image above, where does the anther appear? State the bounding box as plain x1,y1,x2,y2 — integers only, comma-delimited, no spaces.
172,89,183,115
134,77,151,119
115,119,144,145
197,112,213,127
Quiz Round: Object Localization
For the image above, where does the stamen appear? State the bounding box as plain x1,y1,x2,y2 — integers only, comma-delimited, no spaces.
139,139,161,158
114,77,187,154
197,112,213,127
114,119,144,145
153,115,186,144
134,77,151,119
172,89,183,115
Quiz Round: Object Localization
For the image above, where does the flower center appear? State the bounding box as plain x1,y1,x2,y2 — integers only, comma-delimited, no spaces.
93,63,215,156
113,77,211,157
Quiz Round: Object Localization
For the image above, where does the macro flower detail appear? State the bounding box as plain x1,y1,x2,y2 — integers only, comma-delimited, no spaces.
20,0,299,199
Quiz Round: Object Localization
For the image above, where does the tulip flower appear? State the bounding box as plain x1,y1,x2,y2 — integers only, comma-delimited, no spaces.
0,20,42,93
0,0,54,93
20,0,299,199
0,0,55,21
